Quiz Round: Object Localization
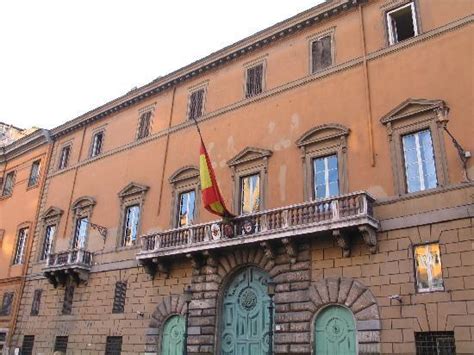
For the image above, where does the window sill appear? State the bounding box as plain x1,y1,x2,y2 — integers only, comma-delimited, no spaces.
26,183,40,191
0,194,12,201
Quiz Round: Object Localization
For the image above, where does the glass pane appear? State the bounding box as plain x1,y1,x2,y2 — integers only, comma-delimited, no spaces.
123,205,140,246
329,181,339,197
241,174,260,214
327,155,338,170
178,191,195,227
42,225,56,260
74,217,88,249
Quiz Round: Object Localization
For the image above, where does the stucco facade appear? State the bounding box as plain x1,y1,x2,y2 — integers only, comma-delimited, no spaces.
2,0,473,354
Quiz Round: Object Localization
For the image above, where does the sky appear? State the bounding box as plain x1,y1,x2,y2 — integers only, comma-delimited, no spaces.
0,0,324,130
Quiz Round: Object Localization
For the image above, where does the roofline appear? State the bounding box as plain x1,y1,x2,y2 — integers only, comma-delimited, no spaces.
0,129,51,164
51,0,366,139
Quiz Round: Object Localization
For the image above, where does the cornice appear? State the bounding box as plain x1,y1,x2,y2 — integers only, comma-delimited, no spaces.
0,129,51,164
50,0,366,138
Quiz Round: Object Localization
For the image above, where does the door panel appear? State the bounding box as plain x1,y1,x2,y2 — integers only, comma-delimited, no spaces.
220,267,270,355
161,315,185,355
315,306,356,355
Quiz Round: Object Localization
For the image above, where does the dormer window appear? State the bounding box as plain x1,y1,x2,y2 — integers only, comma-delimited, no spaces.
386,2,418,45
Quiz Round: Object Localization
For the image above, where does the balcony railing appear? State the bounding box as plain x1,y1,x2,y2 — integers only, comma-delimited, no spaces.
137,192,379,265
43,248,93,287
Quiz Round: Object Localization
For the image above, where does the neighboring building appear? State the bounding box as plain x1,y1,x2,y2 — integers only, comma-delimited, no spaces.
0,124,35,148
7,0,474,354
0,129,51,354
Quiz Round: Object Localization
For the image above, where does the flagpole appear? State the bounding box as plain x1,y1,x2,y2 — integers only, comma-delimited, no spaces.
190,116,204,142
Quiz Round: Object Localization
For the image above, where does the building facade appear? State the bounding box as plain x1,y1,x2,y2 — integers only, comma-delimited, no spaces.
0,129,51,353
3,0,473,354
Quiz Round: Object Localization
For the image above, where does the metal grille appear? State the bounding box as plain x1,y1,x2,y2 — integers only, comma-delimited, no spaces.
62,285,75,315
112,281,127,313
22,335,35,355
31,289,42,316
0,292,14,316
54,336,68,352
415,331,456,355
105,336,122,355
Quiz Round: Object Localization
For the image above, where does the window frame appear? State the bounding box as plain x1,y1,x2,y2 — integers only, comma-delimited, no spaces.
386,2,419,45
239,173,261,215
1,170,15,197
30,289,42,316
413,242,445,293
169,166,200,228
69,197,96,250
121,204,141,247
136,106,155,140
243,58,266,99
12,226,29,265
187,83,208,121
308,28,335,74
89,129,105,158
57,144,72,170
380,99,449,196
312,153,340,200
0,292,14,316
38,207,63,261
112,281,127,314
27,159,41,188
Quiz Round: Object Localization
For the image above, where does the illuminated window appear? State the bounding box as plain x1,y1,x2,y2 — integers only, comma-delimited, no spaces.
240,174,260,214
177,190,196,227
414,243,444,292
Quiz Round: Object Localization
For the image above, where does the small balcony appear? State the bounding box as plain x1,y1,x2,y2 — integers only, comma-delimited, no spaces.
43,248,93,287
137,192,379,276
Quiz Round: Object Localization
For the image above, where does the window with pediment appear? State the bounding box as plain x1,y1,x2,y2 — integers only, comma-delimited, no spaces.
70,197,96,249
227,147,272,215
169,166,200,228
380,99,450,196
38,207,63,261
117,182,149,247
296,124,350,201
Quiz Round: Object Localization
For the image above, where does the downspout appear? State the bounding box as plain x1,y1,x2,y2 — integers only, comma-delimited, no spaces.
359,4,376,167
157,86,177,216
7,130,53,348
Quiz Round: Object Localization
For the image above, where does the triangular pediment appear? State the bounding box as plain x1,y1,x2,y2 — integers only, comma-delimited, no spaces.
169,166,199,184
380,98,446,124
296,123,349,147
118,182,149,198
227,147,272,167
42,206,64,219
72,196,96,210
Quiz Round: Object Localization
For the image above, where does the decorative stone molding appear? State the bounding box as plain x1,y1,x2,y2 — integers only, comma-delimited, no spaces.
380,98,450,196
308,278,381,354
146,294,188,354
296,123,350,201
359,225,377,254
332,229,351,257
227,147,272,214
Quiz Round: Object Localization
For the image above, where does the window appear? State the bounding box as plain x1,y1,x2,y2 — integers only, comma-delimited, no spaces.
402,130,437,193
62,285,74,315
415,332,455,355
240,174,260,214
313,154,339,199
0,332,6,353
296,124,349,201
72,217,88,249
112,281,127,313
28,160,41,187
311,34,333,73
387,2,418,45
245,63,264,98
90,131,104,157
58,145,71,170
0,292,14,316
414,243,444,293
54,336,69,353
31,289,42,316
188,89,205,121
40,224,56,260
228,147,272,215
105,336,123,355
13,227,28,265
137,111,152,139
380,99,449,196
121,205,140,247
21,335,35,355
177,190,196,227
1,171,15,197
117,183,148,248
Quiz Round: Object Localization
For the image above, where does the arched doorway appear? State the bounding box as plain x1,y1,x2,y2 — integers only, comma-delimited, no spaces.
220,267,271,355
314,305,356,355
161,315,185,355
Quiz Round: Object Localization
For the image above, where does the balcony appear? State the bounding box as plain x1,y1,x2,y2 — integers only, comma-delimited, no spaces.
43,248,93,287
137,192,379,276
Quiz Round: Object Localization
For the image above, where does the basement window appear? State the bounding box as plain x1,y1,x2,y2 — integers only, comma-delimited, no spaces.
415,332,455,355
387,2,419,45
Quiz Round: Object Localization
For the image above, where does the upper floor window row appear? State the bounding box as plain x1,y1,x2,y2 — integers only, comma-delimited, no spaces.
0,159,41,198
386,2,419,45
1,171,15,197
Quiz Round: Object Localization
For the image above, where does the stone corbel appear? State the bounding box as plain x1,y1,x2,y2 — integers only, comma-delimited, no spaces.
139,259,157,278
186,253,204,275
333,229,351,257
156,259,170,279
260,241,275,260
359,225,377,254
202,250,218,267
281,238,297,264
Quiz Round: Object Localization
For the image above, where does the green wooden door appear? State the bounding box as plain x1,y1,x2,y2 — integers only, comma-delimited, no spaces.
220,267,271,355
161,315,185,355
315,306,356,355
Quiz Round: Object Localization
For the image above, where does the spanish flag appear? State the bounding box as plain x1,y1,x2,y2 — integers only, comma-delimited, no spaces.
199,140,234,218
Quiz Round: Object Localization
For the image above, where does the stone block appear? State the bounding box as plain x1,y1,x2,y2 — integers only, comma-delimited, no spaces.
357,330,380,343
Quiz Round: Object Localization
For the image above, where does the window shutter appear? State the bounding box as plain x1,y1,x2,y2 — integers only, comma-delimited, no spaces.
255,64,263,95
112,281,127,313
31,289,42,316
105,336,123,355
